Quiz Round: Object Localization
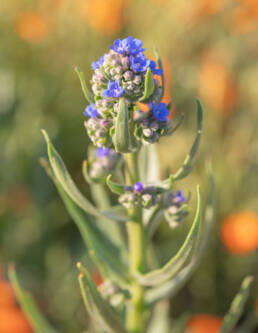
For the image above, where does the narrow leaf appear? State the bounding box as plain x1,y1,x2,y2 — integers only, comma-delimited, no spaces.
40,157,128,283
42,129,100,217
173,99,203,181
114,98,131,153
74,66,95,104
147,301,171,333
77,263,128,333
8,265,57,333
82,160,93,184
135,186,202,286
145,170,215,305
154,47,165,103
106,174,125,195
220,276,254,333
139,67,155,102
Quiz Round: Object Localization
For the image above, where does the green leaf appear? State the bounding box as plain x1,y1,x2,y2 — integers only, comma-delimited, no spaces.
139,67,155,102
154,47,165,103
77,263,128,333
74,66,95,104
145,170,215,306
41,130,126,222
106,174,125,195
135,186,202,286
42,129,100,217
82,160,94,184
166,113,184,136
114,98,131,153
8,265,57,333
147,301,171,333
40,158,128,283
220,276,254,333
173,99,203,181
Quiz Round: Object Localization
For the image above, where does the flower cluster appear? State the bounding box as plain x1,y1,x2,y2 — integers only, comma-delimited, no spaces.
163,190,189,228
88,147,121,180
83,37,172,150
119,182,159,209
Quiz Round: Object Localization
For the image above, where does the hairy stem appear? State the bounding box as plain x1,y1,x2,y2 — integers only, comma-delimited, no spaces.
124,152,146,333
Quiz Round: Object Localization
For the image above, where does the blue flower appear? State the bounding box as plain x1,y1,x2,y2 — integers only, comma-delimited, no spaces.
83,103,99,118
110,37,145,55
173,190,187,204
152,103,169,121
149,60,163,76
91,56,104,70
133,182,144,192
102,80,123,98
96,147,110,157
130,53,150,72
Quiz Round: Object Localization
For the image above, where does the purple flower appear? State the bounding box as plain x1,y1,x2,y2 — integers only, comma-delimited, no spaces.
83,103,99,118
91,56,104,70
149,60,163,76
133,182,144,192
96,147,110,157
110,37,145,56
173,190,186,204
102,80,123,98
130,53,150,73
152,103,169,121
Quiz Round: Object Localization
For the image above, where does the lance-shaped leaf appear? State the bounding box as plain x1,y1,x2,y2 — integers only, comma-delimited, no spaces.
40,158,128,283
220,276,254,333
106,174,125,195
173,99,203,181
82,160,94,184
145,170,215,306
74,66,95,104
113,98,131,153
154,47,165,103
42,130,100,216
135,186,202,286
42,130,127,222
139,67,155,102
77,263,128,333
8,265,57,333
147,301,171,333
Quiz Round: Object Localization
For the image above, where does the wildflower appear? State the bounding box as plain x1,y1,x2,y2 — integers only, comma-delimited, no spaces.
152,103,169,121
133,182,144,192
130,53,150,73
91,56,105,70
83,104,99,118
164,190,188,228
220,211,258,254
96,147,110,157
149,60,163,75
102,80,124,98
110,37,145,55
119,184,159,209
186,314,223,333
173,190,187,203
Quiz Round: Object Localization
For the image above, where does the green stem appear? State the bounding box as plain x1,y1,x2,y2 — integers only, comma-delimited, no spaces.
124,152,146,333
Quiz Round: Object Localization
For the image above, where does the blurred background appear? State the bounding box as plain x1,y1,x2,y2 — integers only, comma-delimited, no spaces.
0,0,257,332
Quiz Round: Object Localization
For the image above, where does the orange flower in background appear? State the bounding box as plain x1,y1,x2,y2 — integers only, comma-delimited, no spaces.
15,11,49,43
78,0,125,35
221,211,258,254
198,53,238,117
228,0,258,34
185,314,223,333
0,279,33,333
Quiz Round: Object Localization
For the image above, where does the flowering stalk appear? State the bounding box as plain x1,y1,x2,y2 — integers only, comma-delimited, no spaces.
7,36,254,333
